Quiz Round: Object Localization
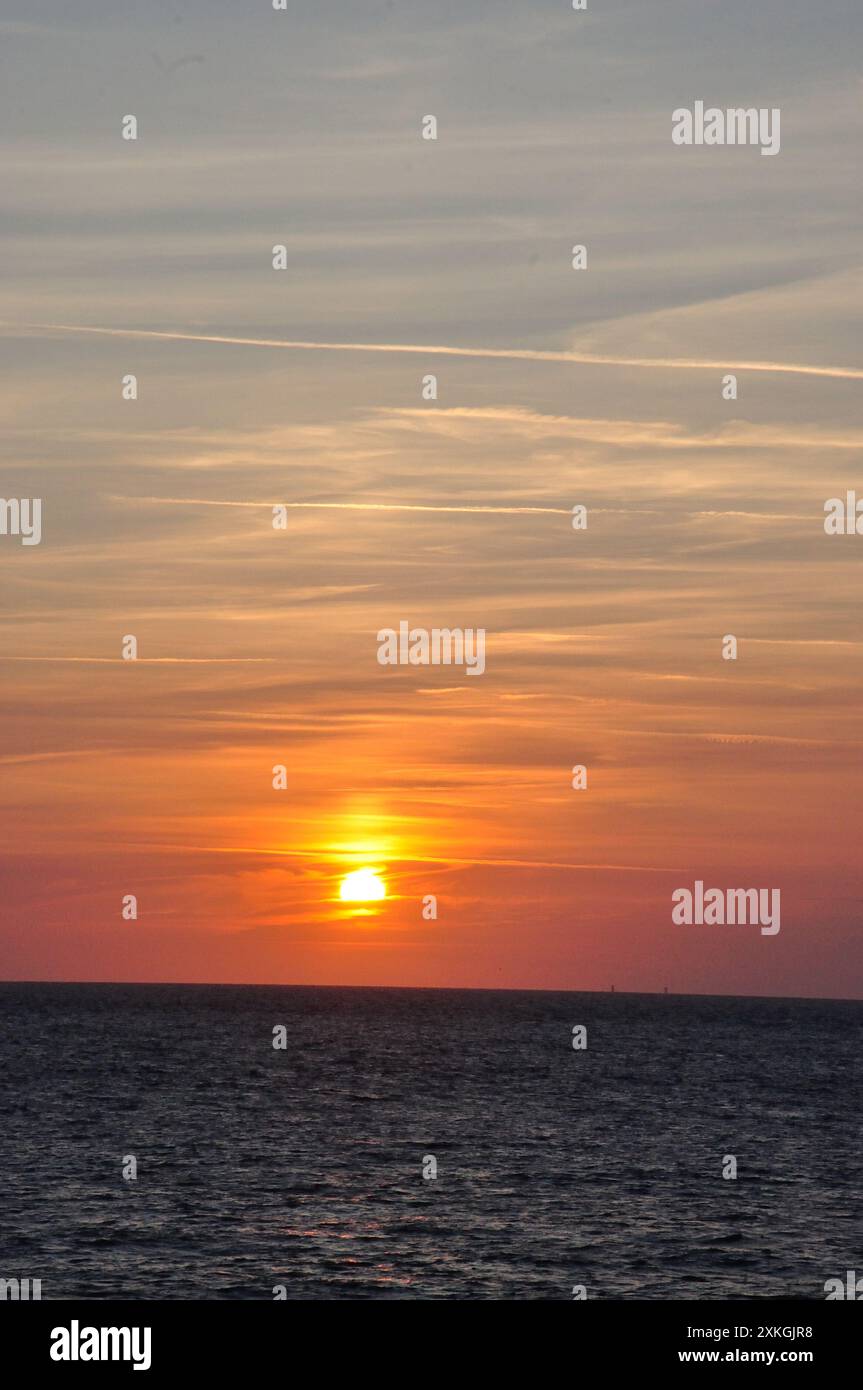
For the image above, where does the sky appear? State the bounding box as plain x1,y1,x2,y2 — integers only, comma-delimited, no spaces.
0,0,861,995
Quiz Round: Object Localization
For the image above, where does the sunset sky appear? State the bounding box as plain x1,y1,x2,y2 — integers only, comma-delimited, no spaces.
1,0,861,995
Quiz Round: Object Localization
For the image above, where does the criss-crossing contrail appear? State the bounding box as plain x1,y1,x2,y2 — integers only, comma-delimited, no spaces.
12,321,863,381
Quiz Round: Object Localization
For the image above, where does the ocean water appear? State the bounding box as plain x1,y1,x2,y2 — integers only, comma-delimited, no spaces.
0,983,859,1300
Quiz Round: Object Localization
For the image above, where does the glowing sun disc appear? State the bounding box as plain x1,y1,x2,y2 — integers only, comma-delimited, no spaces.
339,868,386,902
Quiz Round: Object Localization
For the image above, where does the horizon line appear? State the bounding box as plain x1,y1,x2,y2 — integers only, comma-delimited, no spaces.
1,978,860,1003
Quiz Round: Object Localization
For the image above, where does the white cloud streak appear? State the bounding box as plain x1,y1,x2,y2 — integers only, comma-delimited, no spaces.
13,322,863,381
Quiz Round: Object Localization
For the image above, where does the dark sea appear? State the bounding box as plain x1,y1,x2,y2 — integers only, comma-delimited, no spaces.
0,984,859,1300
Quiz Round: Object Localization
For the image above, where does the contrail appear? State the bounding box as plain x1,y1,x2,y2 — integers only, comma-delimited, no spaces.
122,841,685,874
13,321,863,381
109,494,572,517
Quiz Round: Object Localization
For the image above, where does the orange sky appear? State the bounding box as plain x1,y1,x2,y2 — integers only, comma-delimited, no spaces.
1,2,861,996
2,345,861,995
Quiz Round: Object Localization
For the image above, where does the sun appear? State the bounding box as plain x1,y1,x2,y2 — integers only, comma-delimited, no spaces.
339,868,386,902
